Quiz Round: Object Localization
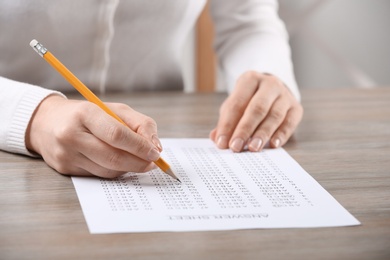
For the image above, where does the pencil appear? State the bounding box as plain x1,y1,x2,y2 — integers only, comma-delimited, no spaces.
29,39,180,183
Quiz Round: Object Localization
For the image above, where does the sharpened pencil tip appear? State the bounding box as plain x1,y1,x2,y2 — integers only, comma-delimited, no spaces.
165,168,180,183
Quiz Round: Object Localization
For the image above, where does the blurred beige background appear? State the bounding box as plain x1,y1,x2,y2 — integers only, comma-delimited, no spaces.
279,0,390,89
189,0,390,92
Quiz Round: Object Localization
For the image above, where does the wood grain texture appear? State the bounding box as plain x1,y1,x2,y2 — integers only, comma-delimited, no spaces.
0,88,389,260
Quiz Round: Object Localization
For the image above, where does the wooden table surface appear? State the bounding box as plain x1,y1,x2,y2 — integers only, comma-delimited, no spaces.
1,88,389,260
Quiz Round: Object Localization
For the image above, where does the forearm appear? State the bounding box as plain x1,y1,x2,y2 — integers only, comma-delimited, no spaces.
0,76,65,156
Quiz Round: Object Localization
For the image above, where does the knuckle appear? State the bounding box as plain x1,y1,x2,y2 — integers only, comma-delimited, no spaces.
270,77,282,87
230,100,244,113
224,97,246,114
106,125,126,144
264,74,283,87
106,152,123,169
48,146,76,175
72,108,84,122
133,137,148,156
56,165,71,175
53,160,71,175
236,71,261,91
76,101,96,118
250,103,268,118
52,147,68,164
269,108,285,120
239,70,260,82
53,125,74,144
143,116,157,128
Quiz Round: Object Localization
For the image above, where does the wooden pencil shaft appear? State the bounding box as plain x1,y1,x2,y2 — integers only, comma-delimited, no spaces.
37,47,172,175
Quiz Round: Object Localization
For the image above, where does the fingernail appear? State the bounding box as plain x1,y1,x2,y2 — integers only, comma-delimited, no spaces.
249,138,263,152
152,134,163,152
217,135,228,149
274,138,281,148
231,138,244,152
147,148,160,162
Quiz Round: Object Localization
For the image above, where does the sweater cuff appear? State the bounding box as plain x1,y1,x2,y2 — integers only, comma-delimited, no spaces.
7,88,66,157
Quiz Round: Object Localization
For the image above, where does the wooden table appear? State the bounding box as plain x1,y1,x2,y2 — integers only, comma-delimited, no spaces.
1,88,389,259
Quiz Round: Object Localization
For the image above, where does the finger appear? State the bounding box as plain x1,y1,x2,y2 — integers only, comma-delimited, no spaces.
40,146,96,177
39,140,123,178
270,104,303,148
81,104,160,162
42,154,90,177
67,152,126,178
209,128,217,142
107,103,163,152
229,81,281,152
77,133,156,174
247,97,290,152
76,153,152,179
214,72,260,149
52,148,155,179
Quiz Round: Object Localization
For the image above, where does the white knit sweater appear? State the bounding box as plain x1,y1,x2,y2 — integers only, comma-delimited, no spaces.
0,0,298,156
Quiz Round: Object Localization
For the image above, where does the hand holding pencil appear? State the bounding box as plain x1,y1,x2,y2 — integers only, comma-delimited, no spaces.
27,39,179,181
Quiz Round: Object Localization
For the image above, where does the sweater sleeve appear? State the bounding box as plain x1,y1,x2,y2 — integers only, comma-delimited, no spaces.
0,76,66,156
210,0,300,101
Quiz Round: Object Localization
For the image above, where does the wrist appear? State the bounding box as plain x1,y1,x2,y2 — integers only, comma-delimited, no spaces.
25,95,66,154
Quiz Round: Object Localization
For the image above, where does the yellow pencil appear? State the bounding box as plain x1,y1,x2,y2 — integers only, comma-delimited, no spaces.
30,39,180,182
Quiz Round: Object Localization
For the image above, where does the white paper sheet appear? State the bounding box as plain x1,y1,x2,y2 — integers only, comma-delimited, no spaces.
72,138,360,233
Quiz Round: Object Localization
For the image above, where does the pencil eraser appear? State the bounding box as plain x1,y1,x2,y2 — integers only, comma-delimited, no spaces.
30,39,38,48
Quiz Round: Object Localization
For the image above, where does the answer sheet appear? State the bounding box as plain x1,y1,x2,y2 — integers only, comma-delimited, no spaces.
72,138,360,233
